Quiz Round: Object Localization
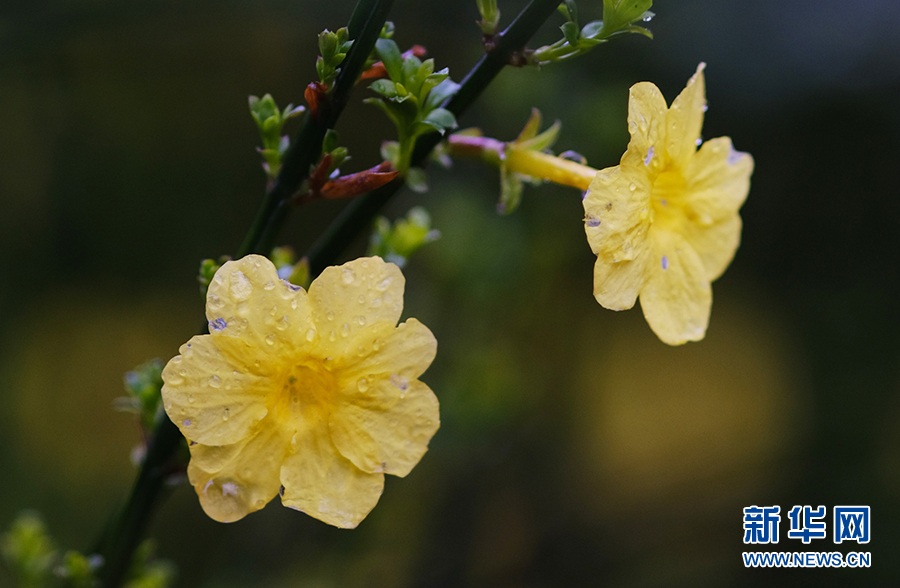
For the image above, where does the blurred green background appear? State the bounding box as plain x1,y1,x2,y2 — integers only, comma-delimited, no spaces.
2,0,900,585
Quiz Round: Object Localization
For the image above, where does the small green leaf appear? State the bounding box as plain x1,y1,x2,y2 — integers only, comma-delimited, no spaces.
424,79,460,111
318,30,338,60
516,108,542,143
518,119,561,152
581,20,604,39
369,79,399,98
561,21,580,45
498,164,524,214
375,38,403,81
421,108,457,134
405,167,429,193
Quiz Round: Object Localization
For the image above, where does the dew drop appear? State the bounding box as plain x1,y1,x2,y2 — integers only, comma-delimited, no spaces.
306,328,317,342
277,315,290,331
209,375,222,388
222,407,230,421
291,299,298,309
188,394,195,403
266,334,275,345
376,276,393,292
221,482,239,497
230,270,253,300
357,378,369,392
357,315,367,326
264,280,276,291
629,183,637,192
328,330,336,342
341,268,356,285
207,294,224,311
340,323,350,338
390,373,409,391
373,339,382,351
371,298,383,308
357,295,366,304
326,310,335,321
357,345,366,357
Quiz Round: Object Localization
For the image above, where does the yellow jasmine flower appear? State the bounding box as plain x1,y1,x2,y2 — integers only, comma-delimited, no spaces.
161,255,439,527
583,63,754,345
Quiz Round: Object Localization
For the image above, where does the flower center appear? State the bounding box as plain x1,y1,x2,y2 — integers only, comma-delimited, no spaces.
650,168,688,232
280,360,339,420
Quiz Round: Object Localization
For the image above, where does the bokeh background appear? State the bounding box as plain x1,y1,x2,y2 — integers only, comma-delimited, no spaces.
3,0,900,585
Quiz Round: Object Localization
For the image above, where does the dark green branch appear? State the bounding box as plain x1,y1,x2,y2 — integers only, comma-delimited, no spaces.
92,2,394,586
305,0,563,276
237,0,395,258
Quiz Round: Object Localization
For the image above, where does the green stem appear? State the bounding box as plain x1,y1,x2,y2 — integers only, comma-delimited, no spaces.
305,0,563,276
91,2,393,586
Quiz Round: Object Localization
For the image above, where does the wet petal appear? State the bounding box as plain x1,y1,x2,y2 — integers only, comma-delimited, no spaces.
684,214,742,281
186,413,290,523
280,419,384,528
584,165,653,262
330,380,440,477
666,63,706,170
639,229,712,345
592,243,650,311
685,137,754,223
308,257,405,358
621,81,668,172
342,319,437,384
162,335,270,446
206,255,315,370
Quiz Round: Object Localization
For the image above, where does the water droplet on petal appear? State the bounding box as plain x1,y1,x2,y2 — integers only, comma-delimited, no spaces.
376,276,393,292
357,378,369,392
373,339,382,351
221,482,238,497
266,334,275,345
291,299,298,309
357,295,366,304
188,394,195,403
629,183,637,192
390,373,409,391
230,270,253,300
209,375,222,388
264,280,276,291
342,268,356,285
207,294,224,311
222,407,230,421
306,328,316,342
357,315,367,326
328,330,336,342
326,310,334,321
340,323,350,338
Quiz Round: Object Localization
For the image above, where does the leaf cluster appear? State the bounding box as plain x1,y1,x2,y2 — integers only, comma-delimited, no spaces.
248,94,306,180
316,28,354,87
365,38,459,172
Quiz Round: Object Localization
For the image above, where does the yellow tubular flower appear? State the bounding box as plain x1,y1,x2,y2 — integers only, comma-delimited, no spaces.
161,255,439,527
583,63,754,345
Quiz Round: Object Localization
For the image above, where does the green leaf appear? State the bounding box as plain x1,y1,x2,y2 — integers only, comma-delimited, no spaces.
420,108,457,134
498,164,523,214
369,79,399,99
561,21,580,45
581,20,604,39
375,38,403,81
318,30,338,60
516,108,542,142
405,167,429,193
424,79,460,111
518,119,561,152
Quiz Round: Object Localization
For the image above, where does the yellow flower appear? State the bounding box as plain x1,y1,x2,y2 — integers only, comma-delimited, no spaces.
583,63,754,345
161,255,439,527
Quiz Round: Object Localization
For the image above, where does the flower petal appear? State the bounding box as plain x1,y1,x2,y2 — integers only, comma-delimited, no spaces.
308,257,405,359
342,318,437,384
666,63,706,171
621,81,668,172
330,379,439,477
685,137,754,224
592,244,650,311
683,214,742,282
280,418,385,528
186,413,290,523
584,165,653,262
205,255,315,373
162,335,270,446
639,229,712,345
